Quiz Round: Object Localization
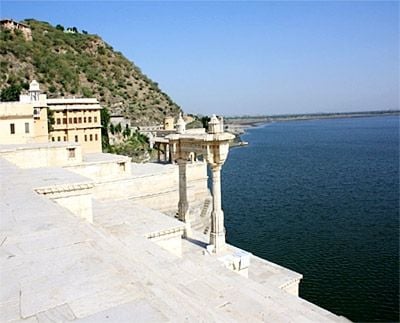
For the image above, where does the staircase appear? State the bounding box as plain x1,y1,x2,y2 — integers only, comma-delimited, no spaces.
190,198,212,233
200,198,211,218
201,198,212,234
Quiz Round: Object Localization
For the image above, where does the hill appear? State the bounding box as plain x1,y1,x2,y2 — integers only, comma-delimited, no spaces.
0,19,181,125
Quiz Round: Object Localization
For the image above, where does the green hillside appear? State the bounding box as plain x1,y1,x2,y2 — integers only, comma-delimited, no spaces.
0,19,181,125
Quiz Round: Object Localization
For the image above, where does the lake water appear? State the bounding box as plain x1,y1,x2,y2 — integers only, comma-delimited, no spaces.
222,116,399,322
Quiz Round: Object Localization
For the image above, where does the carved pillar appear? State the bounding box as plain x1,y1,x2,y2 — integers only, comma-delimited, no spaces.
210,163,225,253
177,158,191,237
165,143,170,162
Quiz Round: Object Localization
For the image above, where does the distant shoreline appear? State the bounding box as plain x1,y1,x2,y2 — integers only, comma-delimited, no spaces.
225,110,399,144
226,110,399,126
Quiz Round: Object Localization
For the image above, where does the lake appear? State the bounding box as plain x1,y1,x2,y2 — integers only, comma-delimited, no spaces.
222,116,399,322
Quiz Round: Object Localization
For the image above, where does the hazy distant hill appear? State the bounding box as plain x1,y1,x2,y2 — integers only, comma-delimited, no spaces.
0,19,181,125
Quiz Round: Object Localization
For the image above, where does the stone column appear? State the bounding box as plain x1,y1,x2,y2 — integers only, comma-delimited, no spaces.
165,143,170,162
177,158,191,237
210,163,225,253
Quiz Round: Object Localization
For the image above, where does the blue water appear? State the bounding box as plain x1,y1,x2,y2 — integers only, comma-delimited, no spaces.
222,116,399,322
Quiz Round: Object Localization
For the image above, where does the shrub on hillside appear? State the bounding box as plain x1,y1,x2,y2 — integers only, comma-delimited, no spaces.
0,84,22,102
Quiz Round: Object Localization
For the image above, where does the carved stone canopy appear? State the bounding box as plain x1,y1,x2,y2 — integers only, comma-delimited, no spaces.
29,80,40,92
166,132,234,166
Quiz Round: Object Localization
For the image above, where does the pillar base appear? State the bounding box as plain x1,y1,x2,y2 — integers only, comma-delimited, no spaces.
210,231,226,254
183,220,192,239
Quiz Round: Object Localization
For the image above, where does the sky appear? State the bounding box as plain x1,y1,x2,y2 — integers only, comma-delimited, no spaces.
1,1,399,116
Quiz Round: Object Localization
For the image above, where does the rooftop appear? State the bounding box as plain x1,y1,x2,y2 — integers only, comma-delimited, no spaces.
47,98,99,105
83,152,130,164
0,142,80,152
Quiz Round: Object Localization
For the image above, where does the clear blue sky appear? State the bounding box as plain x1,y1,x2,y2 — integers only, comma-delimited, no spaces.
1,1,399,116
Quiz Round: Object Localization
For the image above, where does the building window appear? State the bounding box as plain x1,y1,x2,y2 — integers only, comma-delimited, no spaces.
78,117,82,123
88,117,92,123
84,134,87,141
57,118,61,125
10,123,15,134
52,137,55,142
84,117,87,123
94,116,98,123
57,136,61,141
73,117,77,124
25,122,29,133
90,134,93,141
63,136,66,141
68,148,76,159
95,134,98,141
69,117,72,124
63,118,67,124
75,135,78,142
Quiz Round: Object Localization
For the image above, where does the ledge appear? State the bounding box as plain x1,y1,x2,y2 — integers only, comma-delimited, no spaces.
35,182,94,195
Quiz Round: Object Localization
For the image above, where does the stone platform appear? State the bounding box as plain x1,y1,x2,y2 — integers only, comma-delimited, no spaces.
0,155,350,322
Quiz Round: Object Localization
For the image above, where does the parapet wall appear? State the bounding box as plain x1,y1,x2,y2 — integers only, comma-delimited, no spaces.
65,153,131,180
0,142,82,168
93,162,210,212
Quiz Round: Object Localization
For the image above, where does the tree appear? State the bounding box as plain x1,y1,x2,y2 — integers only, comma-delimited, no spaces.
21,82,29,90
47,107,55,131
123,124,131,138
109,123,115,135
55,24,64,31
82,30,88,35
109,130,151,162
81,87,92,97
0,84,22,102
72,27,78,33
100,108,110,150
115,123,122,134
201,116,211,129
